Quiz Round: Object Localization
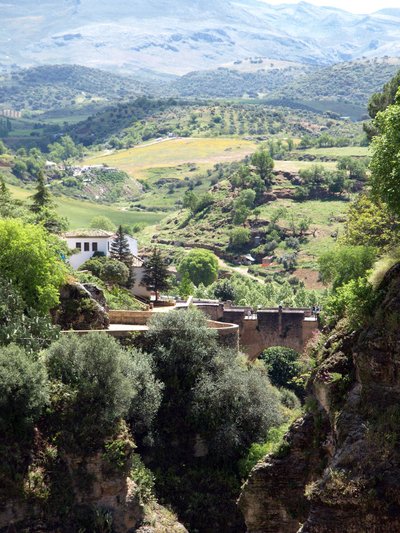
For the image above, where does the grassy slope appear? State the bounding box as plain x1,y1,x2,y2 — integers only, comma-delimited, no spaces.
83,137,258,179
258,198,349,266
9,184,165,229
301,146,370,158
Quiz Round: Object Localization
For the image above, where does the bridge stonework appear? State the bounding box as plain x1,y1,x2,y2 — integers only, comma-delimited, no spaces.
195,303,318,359
62,305,317,360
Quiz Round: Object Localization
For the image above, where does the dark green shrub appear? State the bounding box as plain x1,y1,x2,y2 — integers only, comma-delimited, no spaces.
80,257,129,286
0,277,59,352
214,280,236,301
44,334,160,448
191,359,284,461
0,344,49,436
260,346,303,396
101,259,129,285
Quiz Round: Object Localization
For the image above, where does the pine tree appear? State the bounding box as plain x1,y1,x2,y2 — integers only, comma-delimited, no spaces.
30,171,54,214
0,177,13,218
0,176,11,206
141,248,170,301
110,225,135,288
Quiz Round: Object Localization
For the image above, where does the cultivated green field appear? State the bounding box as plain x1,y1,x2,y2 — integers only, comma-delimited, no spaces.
301,146,370,158
9,184,165,229
274,160,337,173
84,137,258,179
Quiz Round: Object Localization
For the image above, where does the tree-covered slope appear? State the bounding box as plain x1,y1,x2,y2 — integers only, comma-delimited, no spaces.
0,65,159,111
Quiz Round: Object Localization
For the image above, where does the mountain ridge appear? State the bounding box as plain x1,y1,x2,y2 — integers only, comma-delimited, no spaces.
1,0,400,74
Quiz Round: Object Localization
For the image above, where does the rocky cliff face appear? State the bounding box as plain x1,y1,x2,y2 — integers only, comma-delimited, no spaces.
0,426,187,532
239,263,400,532
52,281,109,330
0,428,142,532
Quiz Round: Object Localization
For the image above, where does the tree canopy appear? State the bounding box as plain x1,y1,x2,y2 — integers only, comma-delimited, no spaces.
0,344,49,437
44,333,161,447
319,245,376,291
251,149,274,186
0,219,68,313
178,248,219,287
370,91,400,215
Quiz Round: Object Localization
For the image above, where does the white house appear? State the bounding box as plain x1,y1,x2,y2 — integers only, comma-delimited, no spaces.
63,230,138,270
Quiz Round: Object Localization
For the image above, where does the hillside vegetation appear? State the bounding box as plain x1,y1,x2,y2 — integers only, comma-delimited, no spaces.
0,65,158,111
172,58,400,119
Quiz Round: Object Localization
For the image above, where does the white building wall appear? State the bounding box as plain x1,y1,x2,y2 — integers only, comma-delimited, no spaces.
132,266,152,298
65,237,110,270
65,236,139,270
126,236,138,256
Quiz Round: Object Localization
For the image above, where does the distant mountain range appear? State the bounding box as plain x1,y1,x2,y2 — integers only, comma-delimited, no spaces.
1,0,400,74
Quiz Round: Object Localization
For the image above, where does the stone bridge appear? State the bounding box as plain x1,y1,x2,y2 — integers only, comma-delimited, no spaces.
193,302,318,359
63,303,318,359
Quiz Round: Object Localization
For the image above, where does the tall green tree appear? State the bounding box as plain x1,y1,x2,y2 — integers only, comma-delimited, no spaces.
110,225,134,288
319,245,376,291
343,194,400,250
0,176,12,217
89,216,116,232
0,344,49,437
144,309,284,532
30,171,54,214
0,176,27,219
0,219,67,313
48,135,83,162
251,149,274,186
110,225,132,263
178,272,195,299
0,277,59,353
141,248,170,301
370,91,400,214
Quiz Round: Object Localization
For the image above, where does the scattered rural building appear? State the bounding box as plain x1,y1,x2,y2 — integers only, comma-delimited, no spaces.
69,164,119,177
62,229,152,298
0,109,22,119
63,229,138,269
239,254,255,265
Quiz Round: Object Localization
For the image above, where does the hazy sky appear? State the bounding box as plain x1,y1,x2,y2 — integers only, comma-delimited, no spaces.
262,0,400,13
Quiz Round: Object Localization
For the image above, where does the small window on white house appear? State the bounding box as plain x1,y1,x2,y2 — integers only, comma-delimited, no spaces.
84,242,90,251
92,242,98,252
76,242,81,250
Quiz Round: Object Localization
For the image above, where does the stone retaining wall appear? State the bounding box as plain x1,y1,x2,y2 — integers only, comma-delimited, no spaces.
108,310,153,325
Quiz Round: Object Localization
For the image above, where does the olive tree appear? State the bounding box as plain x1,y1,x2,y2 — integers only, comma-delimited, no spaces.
0,344,49,436
44,333,162,448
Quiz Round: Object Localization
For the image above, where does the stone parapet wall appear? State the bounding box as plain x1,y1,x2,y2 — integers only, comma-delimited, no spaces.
194,303,225,321
108,310,153,325
207,320,240,350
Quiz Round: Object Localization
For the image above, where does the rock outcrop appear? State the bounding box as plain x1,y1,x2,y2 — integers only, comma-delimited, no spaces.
0,426,188,533
52,281,109,330
239,263,400,532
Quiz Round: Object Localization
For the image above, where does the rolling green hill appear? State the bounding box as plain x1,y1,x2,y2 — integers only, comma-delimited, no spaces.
0,65,159,112
171,58,400,119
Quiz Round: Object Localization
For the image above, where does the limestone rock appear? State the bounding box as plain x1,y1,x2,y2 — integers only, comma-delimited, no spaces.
65,450,144,533
238,415,328,533
52,281,109,330
239,263,400,532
